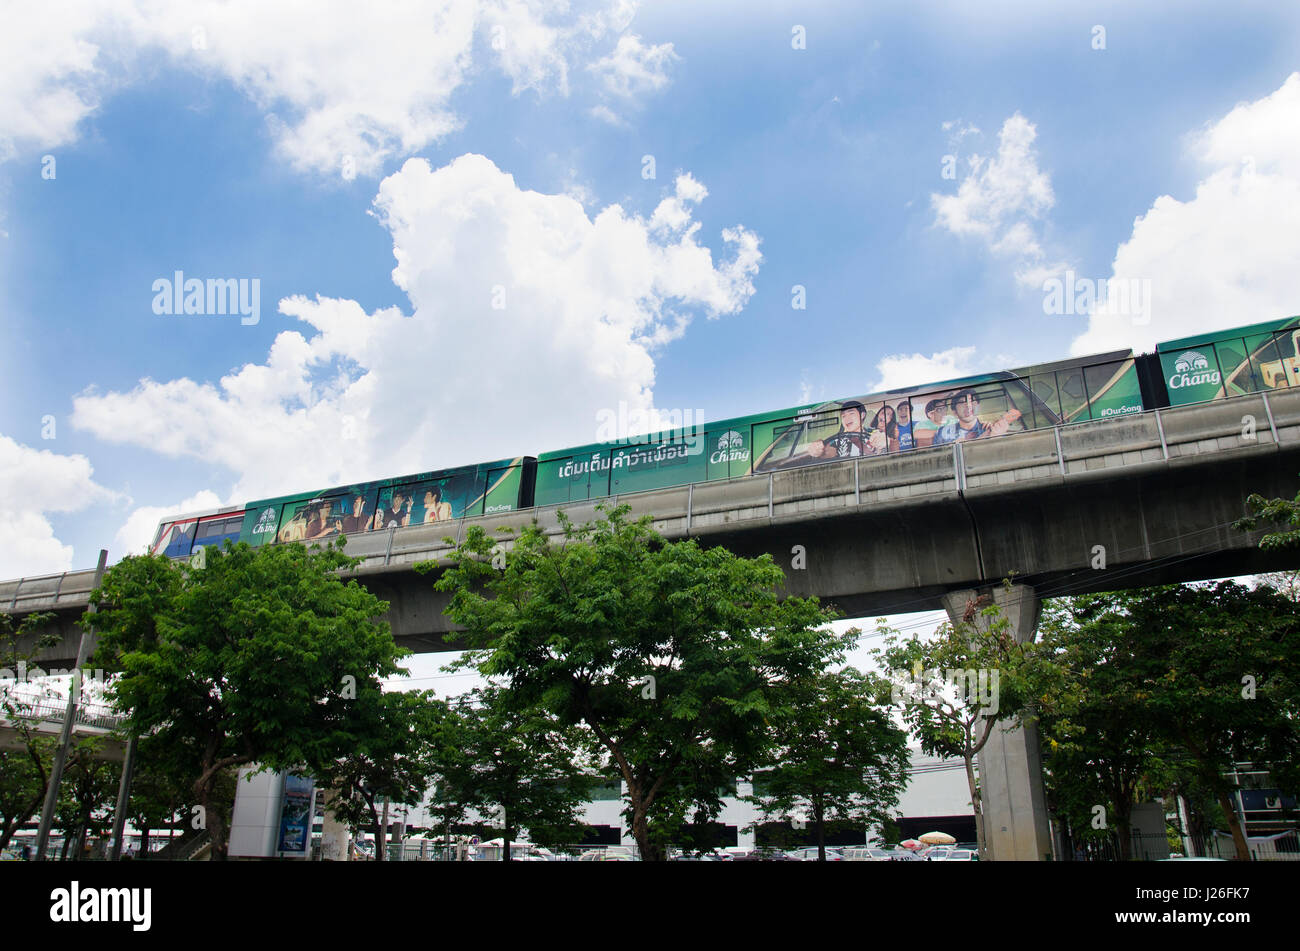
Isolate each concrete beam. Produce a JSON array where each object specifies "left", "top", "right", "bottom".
[{"left": 7, "top": 392, "right": 1300, "bottom": 666}]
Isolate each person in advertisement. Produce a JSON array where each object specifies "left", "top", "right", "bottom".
[
  {"left": 339, "top": 494, "right": 370, "bottom": 534},
  {"left": 871, "top": 405, "right": 900, "bottom": 453},
  {"left": 422, "top": 486, "right": 453, "bottom": 524},
  {"left": 895, "top": 400, "right": 916, "bottom": 451},
  {"left": 808, "top": 400, "right": 888, "bottom": 459},
  {"left": 931, "top": 389, "right": 1022, "bottom": 445},
  {"left": 374, "top": 490, "right": 413, "bottom": 530}
]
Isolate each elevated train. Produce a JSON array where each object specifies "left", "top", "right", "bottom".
[{"left": 152, "top": 315, "right": 1300, "bottom": 559}]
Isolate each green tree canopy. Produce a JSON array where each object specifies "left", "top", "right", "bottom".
[
  {"left": 874, "top": 598, "right": 1044, "bottom": 859},
  {"left": 435, "top": 686, "right": 595, "bottom": 860},
  {"left": 750, "top": 665, "right": 910, "bottom": 861},
  {"left": 311, "top": 687, "right": 445, "bottom": 861},
  {"left": 89, "top": 541, "right": 407, "bottom": 858},
  {"left": 1036, "top": 583, "right": 1300, "bottom": 860},
  {"left": 426, "top": 504, "right": 848, "bottom": 861}
]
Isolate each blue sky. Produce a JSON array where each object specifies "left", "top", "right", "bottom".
[{"left": 2, "top": 0, "right": 1299, "bottom": 586}]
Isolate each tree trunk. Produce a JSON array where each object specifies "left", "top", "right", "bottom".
[
  {"left": 377, "top": 798, "right": 389, "bottom": 862},
  {"left": 815, "top": 800, "right": 826, "bottom": 862},
  {"left": 204, "top": 790, "right": 228, "bottom": 861},
  {"left": 964, "top": 755, "right": 986, "bottom": 860},
  {"left": 630, "top": 794, "right": 663, "bottom": 862},
  {"left": 1216, "top": 790, "right": 1251, "bottom": 861},
  {"left": 502, "top": 804, "right": 512, "bottom": 862},
  {"left": 140, "top": 825, "right": 150, "bottom": 859}
]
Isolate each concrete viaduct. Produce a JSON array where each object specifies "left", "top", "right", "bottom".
[{"left": 6, "top": 389, "right": 1300, "bottom": 859}]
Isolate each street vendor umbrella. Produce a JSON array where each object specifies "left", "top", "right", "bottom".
[
  {"left": 899, "top": 839, "right": 922, "bottom": 850},
  {"left": 919, "top": 831, "right": 956, "bottom": 845}
]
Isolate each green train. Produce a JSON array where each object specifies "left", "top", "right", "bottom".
[{"left": 151, "top": 315, "right": 1300, "bottom": 559}]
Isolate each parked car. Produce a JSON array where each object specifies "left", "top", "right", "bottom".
[
  {"left": 578, "top": 846, "right": 637, "bottom": 861},
  {"left": 920, "top": 846, "right": 955, "bottom": 860},
  {"left": 729, "top": 847, "right": 796, "bottom": 861},
  {"left": 931, "top": 849, "right": 978, "bottom": 861},
  {"left": 785, "top": 846, "right": 843, "bottom": 862},
  {"left": 841, "top": 847, "right": 893, "bottom": 862}
]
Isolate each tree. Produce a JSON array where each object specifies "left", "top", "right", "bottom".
[
  {"left": 311, "top": 688, "right": 444, "bottom": 861},
  {"left": 89, "top": 541, "right": 408, "bottom": 859},
  {"left": 1236, "top": 483, "right": 1300, "bottom": 551},
  {"left": 0, "top": 611, "right": 58, "bottom": 854},
  {"left": 874, "top": 599, "right": 1042, "bottom": 860},
  {"left": 1034, "top": 596, "right": 1176, "bottom": 860},
  {"left": 1041, "top": 583, "right": 1300, "bottom": 861},
  {"left": 121, "top": 739, "right": 191, "bottom": 859},
  {"left": 427, "top": 504, "right": 847, "bottom": 862},
  {"left": 749, "top": 666, "right": 910, "bottom": 861},
  {"left": 54, "top": 737, "right": 118, "bottom": 861},
  {"left": 436, "top": 687, "right": 595, "bottom": 860}
]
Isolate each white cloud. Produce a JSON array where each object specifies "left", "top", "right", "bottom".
[
  {"left": 589, "top": 104, "right": 627, "bottom": 127},
  {"left": 1195, "top": 73, "right": 1300, "bottom": 180},
  {"left": 589, "top": 33, "right": 677, "bottom": 99},
  {"left": 1070, "top": 73, "right": 1300, "bottom": 356},
  {"left": 585, "top": 32, "right": 677, "bottom": 126},
  {"left": 71, "top": 154, "right": 761, "bottom": 502},
  {"left": 931, "top": 113, "right": 1057, "bottom": 285},
  {"left": 871, "top": 346, "right": 980, "bottom": 392},
  {"left": 114, "top": 489, "right": 223, "bottom": 558},
  {"left": 0, "top": 433, "right": 117, "bottom": 577},
  {"left": 0, "top": 0, "right": 645, "bottom": 176}
]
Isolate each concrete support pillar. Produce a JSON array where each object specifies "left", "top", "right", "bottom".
[
  {"left": 319, "top": 788, "right": 351, "bottom": 862},
  {"left": 941, "top": 584, "right": 1053, "bottom": 861}
]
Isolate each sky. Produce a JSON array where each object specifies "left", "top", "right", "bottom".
[{"left": 2, "top": 0, "right": 1299, "bottom": 647}]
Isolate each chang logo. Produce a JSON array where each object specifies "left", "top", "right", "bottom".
[
  {"left": 710, "top": 430, "right": 749, "bottom": 465},
  {"left": 253, "top": 507, "right": 277, "bottom": 534},
  {"left": 1168, "top": 350, "right": 1221, "bottom": 390}
]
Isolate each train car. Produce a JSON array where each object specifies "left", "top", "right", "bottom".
[
  {"left": 237, "top": 456, "right": 533, "bottom": 549},
  {"left": 1157, "top": 315, "right": 1300, "bottom": 406},
  {"left": 152, "top": 506, "right": 247, "bottom": 559},
  {"left": 534, "top": 349, "right": 1142, "bottom": 506},
  {"left": 151, "top": 316, "right": 1299, "bottom": 553}
]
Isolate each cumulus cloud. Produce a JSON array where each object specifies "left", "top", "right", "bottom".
[
  {"left": 0, "top": 0, "right": 645, "bottom": 175},
  {"left": 0, "top": 434, "right": 118, "bottom": 577},
  {"left": 931, "top": 113, "right": 1060, "bottom": 285},
  {"left": 1070, "top": 73, "right": 1300, "bottom": 356},
  {"left": 589, "top": 33, "right": 677, "bottom": 98},
  {"left": 871, "top": 346, "right": 981, "bottom": 392},
  {"left": 586, "top": 33, "right": 678, "bottom": 126},
  {"left": 114, "top": 489, "right": 223, "bottom": 558},
  {"left": 72, "top": 154, "right": 761, "bottom": 503}
]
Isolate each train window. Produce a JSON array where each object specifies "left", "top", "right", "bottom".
[
  {"left": 1209, "top": 340, "right": 1244, "bottom": 397},
  {"left": 153, "top": 519, "right": 198, "bottom": 557},
  {"left": 1249, "top": 334, "right": 1292, "bottom": 392},
  {"left": 1083, "top": 362, "right": 1126, "bottom": 419},
  {"left": 191, "top": 514, "right": 244, "bottom": 552},
  {"left": 971, "top": 386, "right": 1028, "bottom": 435},
  {"left": 766, "top": 420, "right": 805, "bottom": 462},
  {"left": 1242, "top": 334, "right": 1279, "bottom": 392},
  {"left": 1057, "top": 369, "right": 1089, "bottom": 423},
  {"left": 1027, "top": 374, "right": 1062, "bottom": 428}
]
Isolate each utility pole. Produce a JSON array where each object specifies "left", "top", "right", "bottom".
[{"left": 35, "top": 549, "right": 107, "bottom": 861}]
